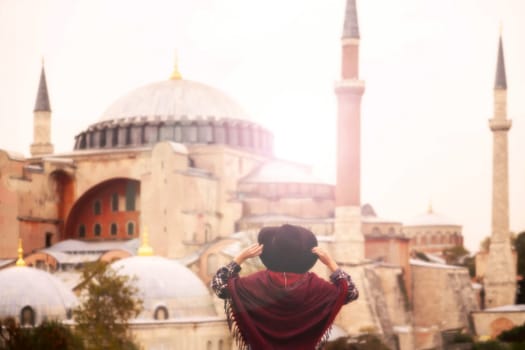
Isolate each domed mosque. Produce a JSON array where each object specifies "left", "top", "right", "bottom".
[{"left": 0, "top": 1, "right": 481, "bottom": 348}]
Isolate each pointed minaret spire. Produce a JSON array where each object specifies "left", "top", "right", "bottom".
[
  {"left": 30, "top": 58, "right": 54, "bottom": 157},
  {"left": 494, "top": 34, "right": 507, "bottom": 90},
  {"left": 484, "top": 29, "right": 515, "bottom": 307},
  {"left": 342, "top": 0, "right": 360, "bottom": 39},
  {"left": 334, "top": 0, "right": 365, "bottom": 263},
  {"left": 34, "top": 58, "right": 51, "bottom": 112}
]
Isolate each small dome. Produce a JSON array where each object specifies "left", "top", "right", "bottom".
[
  {"left": 111, "top": 256, "right": 216, "bottom": 320},
  {"left": 0, "top": 267, "right": 77, "bottom": 324},
  {"left": 99, "top": 79, "right": 250, "bottom": 124},
  {"left": 404, "top": 210, "right": 460, "bottom": 227}
]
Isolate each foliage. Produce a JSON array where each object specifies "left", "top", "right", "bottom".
[
  {"left": 443, "top": 246, "right": 470, "bottom": 265},
  {"left": 0, "top": 318, "right": 83, "bottom": 350},
  {"left": 73, "top": 261, "right": 143, "bottom": 350},
  {"left": 480, "top": 237, "right": 491, "bottom": 252},
  {"left": 480, "top": 234, "right": 517, "bottom": 253},
  {"left": 453, "top": 332, "right": 475, "bottom": 344},
  {"left": 324, "top": 334, "right": 391, "bottom": 350},
  {"left": 515, "top": 232, "right": 525, "bottom": 277},
  {"left": 498, "top": 323, "right": 525, "bottom": 343},
  {"left": 472, "top": 340, "right": 509, "bottom": 350}
]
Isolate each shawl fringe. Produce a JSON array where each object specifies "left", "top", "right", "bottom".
[{"left": 225, "top": 299, "right": 250, "bottom": 350}]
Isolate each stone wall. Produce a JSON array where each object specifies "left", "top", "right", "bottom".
[
  {"left": 472, "top": 308, "right": 525, "bottom": 338},
  {"left": 412, "top": 261, "right": 478, "bottom": 349},
  {"left": 130, "top": 318, "right": 231, "bottom": 350}
]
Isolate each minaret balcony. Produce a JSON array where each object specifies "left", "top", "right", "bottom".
[
  {"left": 489, "top": 119, "right": 512, "bottom": 131},
  {"left": 334, "top": 80, "right": 365, "bottom": 94}
]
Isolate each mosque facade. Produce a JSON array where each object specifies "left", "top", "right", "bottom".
[{"left": 3, "top": 0, "right": 517, "bottom": 349}]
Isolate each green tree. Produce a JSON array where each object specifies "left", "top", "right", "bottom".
[
  {"left": 325, "top": 334, "right": 392, "bottom": 350},
  {"left": 73, "top": 262, "right": 143, "bottom": 350},
  {"left": 443, "top": 245, "right": 470, "bottom": 265},
  {"left": 0, "top": 318, "right": 83, "bottom": 350}
]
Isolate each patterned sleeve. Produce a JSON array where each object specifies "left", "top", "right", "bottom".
[
  {"left": 211, "top": 261, "right": 242, "bottom": 299},
  {"left": 329, "top": 268, "right": 359, "bottom": 304}
]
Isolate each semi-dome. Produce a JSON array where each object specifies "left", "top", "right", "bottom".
[
  {"left": 111, "top": 256, "right": 216, "bottom": 320},
  {"left": 0, "top": 267, "right": 77, "bottom": 325},
  {"left": 74, "top": 78, "right": 273, "bottom": 155}
]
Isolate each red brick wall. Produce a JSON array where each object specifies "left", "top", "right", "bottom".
[{"left": 65, "top": 179, "right": 140, "bottom": 240}]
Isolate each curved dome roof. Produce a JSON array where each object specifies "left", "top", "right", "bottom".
[
  {"left": 99, "top": 79, "right": 250, "bottom": 124},
  {"left": 0, "top": 267, "right": 77, "bottom": 324},
  {"left": 111, "top": 256, "right": 216, "bottom": 320},
  {"left": 404, "top": 210, "right": 460, "bottom": 227}
]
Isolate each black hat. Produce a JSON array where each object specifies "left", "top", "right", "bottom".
[{"left": 257, "top": 224, "right": 318, "bottom": 273}]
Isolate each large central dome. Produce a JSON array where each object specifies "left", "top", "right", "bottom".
[
  {"left": 99, "top": 79, "right": 250, "bottom": 123},
  {"left": 74, "top": 77, "right": 273, "bottom": 155}
]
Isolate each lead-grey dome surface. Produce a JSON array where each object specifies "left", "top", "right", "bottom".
[
  {"left": 99, "top": 79, "right": 251, "bottom": 124},
  {"left": 111, "top": 256, "right": 216, "bottom": 320},
  {"left": 0, "top": 267, "right": 77, "bottom": 324}
]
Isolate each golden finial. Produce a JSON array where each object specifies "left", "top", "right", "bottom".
[
  {"left": 170, "top": 50, "right": 182, "bottom": 80},
  {"left": 16, "top": 238, "right": 26, "bottom": 267},
  {"left": 138, "top": 226, "right": 154, "bottom": 256},
  {"left": 41, "top": 56, "right": 45, "bottom": 66},
  {"left": 427, "top": 201, "right": 433, "bottom": 214}
]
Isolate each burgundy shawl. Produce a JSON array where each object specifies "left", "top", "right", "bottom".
[{"left": 226, "top": 270, "right": 348, "bottom": 350}]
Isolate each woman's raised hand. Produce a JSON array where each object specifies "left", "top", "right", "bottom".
[
  {"left": 312, "top": 247, "right": 339, "bottom": 273},
  {"left": 234, "top": 243, "right": 264, "bottom": 265}
]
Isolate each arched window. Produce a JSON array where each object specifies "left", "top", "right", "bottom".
[
  {"left": 174, "top": 124, "right": 182, "bottom": 141},
  {"left": 388, "top": 227, "right": 395, "bottom": 235},
  {"left": 20, "top": 306, "right": 35, "bottom": 326},
  {"left": 93, "top": 200, "right": 102, "bottom": 215},
  {"left": 160, "top": 124, "right": 174, "bottom": 141},
  {"left": 110, "top": 223, "right": 118, "bottom": 236},
  {"left": 111, "top": 193, "right": 119, "bottom": 212},
  {"left": 214, "top": 123, "right": 225, "bottom": 143},
  {"left": 207, "top": 341, "right": 213, "bottom": 350},
  {"left": 94, "top": 223, "right": 102, "bottom": 236},
  {"left": 125, "top": 182, "right": 136, "bottom": 211},
  {"left": 218, "top": 340, "right": 224, "bottom": 350},
  {"left": 79, "top": 224, "right": 86, "bottom": 238},
  {"left": 154, "top": 306, "right": 169, "bottom": 320},
  {"left": 127, "top": 222, "right": 135, "bottom": 235},
  {"left": 372, "top": 227, "right": 381, "bottom": 235},
  {"left": 188, "top": 123, "right": 198, "bottom": 142}
]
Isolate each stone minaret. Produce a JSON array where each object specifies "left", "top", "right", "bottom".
[
  {"left": 484, "top": 33, "right": 516, "bottom": 308},
  {"left": 30, "top": 61, "right": 54, "bottom": 157},
  {"left": 333, "top": 0, "right": 365, "bottom": 263}
]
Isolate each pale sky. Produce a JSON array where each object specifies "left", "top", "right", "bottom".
[{"left": 1, "top": 0, "right": 524, "bottom": 253}]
